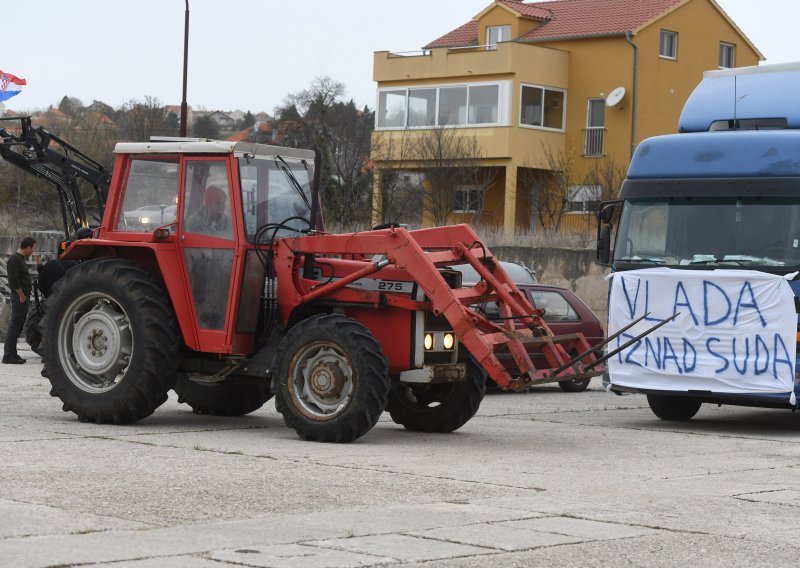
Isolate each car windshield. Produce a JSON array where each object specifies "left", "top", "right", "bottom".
[
  {"left": 238, "top": 156, "right": 313, "bottom": 242},
  {"left": 615, "top": 196, "right": 800, "bottom": 268}
]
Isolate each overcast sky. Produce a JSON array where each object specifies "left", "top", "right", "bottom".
[{"left": 3, "top": 0, "right": 799, "bottom": 115}]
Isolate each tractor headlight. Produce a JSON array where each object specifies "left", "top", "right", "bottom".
[
  {"left": 423, "top": 331, "right": 456, "bottom": 352},
  {"left": 442, "top": 333, "right": 455, "bottom": 351}
]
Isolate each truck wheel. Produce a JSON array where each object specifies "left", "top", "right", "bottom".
[
  {"left": 24, "top": 305, "right": 44, "bottom": 356},
  {"left": 647, "top": 395, "right": 702, "bottom": 421},
  {"left": 386, "top": 360, "right": 486, "bottom": 433},
  {"left": 40, "top": 259, "right": 180, "bottom": 424},
  {"left": 273, "top": 314, "right": 390, "bottom": 443},
  {"left": 174, "top": 374, "right": 273, "bottom": 416},
  {"left": 558, "top": 378, "right": 591, "bottom": 393}
]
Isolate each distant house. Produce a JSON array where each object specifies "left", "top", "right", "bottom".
[
  {"left": 165, "top": 104, "right": 194, "bottom": 126},
  {"left": 372, "top": 0, "right": 763, "bottom": 232},
  {"left": 207, "top": 111, "right": 235, "bottom": 131}
]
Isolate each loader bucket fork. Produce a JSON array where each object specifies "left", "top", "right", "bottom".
[{"left": 275, "top": 224, "right": 666, "bottom": 392}]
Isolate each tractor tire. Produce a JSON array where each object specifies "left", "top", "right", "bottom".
[
  {"left": 174, "top": 374, "right": 273, "bottom": 416},
  {"left": 558, "top": 377, "right": 591, "bottom": 393},
  {"left": 24, "top": 304, "right": 44, "bottom": 356},
  {"left": 40, "top": 259, "right": 180, "bottom": 424},
  {"left": 386, "top": 359, "right": 486, "bottom": 433},
  {"left": 647, "top": 394, "right": 702, "bottom": 421},
  {"left": 273, "top": 314, "right": 390, "bottom": 443}
]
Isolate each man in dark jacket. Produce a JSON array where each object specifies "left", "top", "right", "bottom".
[{"left": 4, "top": 237, "right": 36, "bottom": 364}]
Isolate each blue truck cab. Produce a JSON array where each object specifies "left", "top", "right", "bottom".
[{"left": 597, "top": 62, "right": 800, "bottom": 419}]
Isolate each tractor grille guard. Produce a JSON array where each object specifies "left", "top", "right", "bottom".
[{"left": 275, "top": 224, "right": 669, "bottom": 392}]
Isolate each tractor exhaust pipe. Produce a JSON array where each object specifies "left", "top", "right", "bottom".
[{"left": 303, "top": 148, "right": 323, "bottom": 279}]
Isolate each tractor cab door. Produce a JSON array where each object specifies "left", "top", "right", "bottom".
[{"left": 178, "top": 157, "right": 240, "bottom": 353}]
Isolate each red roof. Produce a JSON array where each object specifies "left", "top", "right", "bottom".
[
  {"left": 522, "top": 0, "right": 684, "bottom": 41},
  {"left": 426, "top": 20, "right": 479, "bottom": 49},
  {"left": 425, "top": 0, "right": 685, "bottom": 48},
  {"left": 499, "top": 0, "right": 552, "bottom": 19}
]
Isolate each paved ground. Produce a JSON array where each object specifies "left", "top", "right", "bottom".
[{"left": 2, "top": 348, "right": 800, "bottom": 567}]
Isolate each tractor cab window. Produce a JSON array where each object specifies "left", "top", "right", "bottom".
[
  {"left": 116, "top": 157, "right": 179, "bottom": 232},
  {"left": 238, "top": 156, "right": 313, "bottom": 243},
  {"left": 182, "top": 161, "right": 233, "bottom": 240}
]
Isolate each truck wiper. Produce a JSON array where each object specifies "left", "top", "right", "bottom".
[
  {"left": 618, "top": 257, "right": 664, "bottom": 265},
  {"left": 689, "top": 258, "right": 747, "bottom": 266}
]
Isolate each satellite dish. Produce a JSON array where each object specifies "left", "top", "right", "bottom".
[{"left": 606, "top": 87, "right": 626, "bottom": 108}]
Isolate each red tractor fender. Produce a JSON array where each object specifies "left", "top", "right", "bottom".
[{"left": 61, "top": 239, "right": 200, "bottom": 350}]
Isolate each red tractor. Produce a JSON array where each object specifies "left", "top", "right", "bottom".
[{"left": 5, "top": 127, "right": 623, "bottom": 442}]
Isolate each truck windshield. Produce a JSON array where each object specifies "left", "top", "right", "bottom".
[
  {"left": 238, "top": 157, "right": 313, "bottom": 242},
  {"left": 615, "top": 196, "right": 800, "bottom": 268}
]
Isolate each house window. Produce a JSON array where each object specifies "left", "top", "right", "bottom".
[
  {"left": 377, "top": 90, "right": 407, "bottom": 128},
  {"left": 520, "top": 84, "right": 566, "bottom": 130},
  {"left": 468, "top": 84, "right": 499, "bottom": 124},
  {"left": 584, "top": 99, "right": 605, "bottom": 157},
  {"left": 719, "top": 42, "right": 736, "bottom": 68},
  {"left": 566, "top": 185, "right": 601, "bottom": 212},
  {"left": 377, "top": 82, "right": 509, "bottom": 129},
  {"left": 453, "top": 186, "right": 484, "bottom": 214},
  {"left": 659, "top": 30, "right": 678, "bottom": 59},
  {"left": 438, "top": 86, "right": 468, "bottom": 126},
  {"left": 486, "top": 25, "right": 511, "bottom": 50},
  {"left": 408, "top": 89, "right": 437, "bottom": 127}
]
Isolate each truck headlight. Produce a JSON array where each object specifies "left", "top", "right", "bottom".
[{"left": 424, "top": 333, "right": 434, "bottom": 350}]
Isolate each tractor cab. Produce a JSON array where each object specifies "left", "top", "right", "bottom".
[{"left": 67, "top": 139, "right": 316, "bottom": 356}]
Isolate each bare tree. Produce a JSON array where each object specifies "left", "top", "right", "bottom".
[
  {"left": 275, "top": 77, "right": 375, "bottom": 228},
  {"left": 370, "top": 129, "right": 423, "bottom": 226},
  {"left": 412, "top": 127, "right": 495, "bottom": 227},
  {"left": 518, "top": 143, "right": 577, "bottom": 234},
  {"left": 118, "top": 96, "right": 168, "bottom": 142},
  {"left": 584, "top": 154, "right": 626, "bottom": 202}
]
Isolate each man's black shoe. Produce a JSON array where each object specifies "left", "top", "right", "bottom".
[{"left": 2, "top": 355, "right": 25, "bottom": 364}]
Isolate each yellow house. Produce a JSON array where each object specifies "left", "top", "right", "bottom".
[{"left": 371, "top": 0, "right": 762, "bottom": 233}]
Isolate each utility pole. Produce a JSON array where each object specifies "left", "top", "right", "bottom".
[{"left": 179, "top": 0, "right": 190, "bottom": 137}]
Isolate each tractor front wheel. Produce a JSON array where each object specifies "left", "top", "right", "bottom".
[
  {"left": 273, "top": 314, "right": 390, "bottom": 443},
  {"left": 40, "top": 259, "right": 180, "bottom": 424},
  {"left": 386, "top": 359, "right": 486, "bottom": 433},
  {"left": 174, "top": 375, "right": 273, "bottom": 416}
]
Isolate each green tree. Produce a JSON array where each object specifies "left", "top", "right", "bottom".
[{"left": 192, "top": 115, "right": 220, "bottom": 139}]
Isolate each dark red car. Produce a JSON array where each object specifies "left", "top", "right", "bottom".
[{"left": 453, "top": 263, "right": 605, "bottom": 392}]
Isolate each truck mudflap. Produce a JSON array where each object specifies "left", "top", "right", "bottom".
[{"left": 274, "top": 224, "right": 671, "bottom": 392}]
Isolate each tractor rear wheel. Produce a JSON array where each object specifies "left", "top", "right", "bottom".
[
  {"left": 386, "top": 359, "right": 486, "bottom": 433},
  {"left": 40, "top": 259, "right": 180, "bottom": 424},
  {"left": 174, "top": 374, "right": 273, "bottom": 416},
  {"left": 273, "top": 314, "right": 390, "bottom": 443},
  {"left": 24, "top": 304, "right": 44, "bottom": 356}
]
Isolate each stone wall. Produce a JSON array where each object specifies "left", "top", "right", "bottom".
[{"left": 492, "top": 246, "right": 610, "bottom": 323}]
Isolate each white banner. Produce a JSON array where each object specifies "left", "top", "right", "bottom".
[{"left": 608, "top": 268, "right": 797, "bottom": 397}]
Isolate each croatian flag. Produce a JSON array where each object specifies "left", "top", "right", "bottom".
[{"left": 0, "top": 70, "right": 26, "bottom": 102}]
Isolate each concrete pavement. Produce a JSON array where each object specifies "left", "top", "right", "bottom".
[{"left": 1, "top": 348, "right": 799, "bottom": 567}]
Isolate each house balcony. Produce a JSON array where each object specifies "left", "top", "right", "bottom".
[{"left": 374, "top": 42, "right": 569, "bottom": 88}]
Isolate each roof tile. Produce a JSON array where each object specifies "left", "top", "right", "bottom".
[
  {"left": 521, "top": 0, "right": 684, "bottom": 41},
  {"left": 425, "top": 0, "right": 685, "bottom": 48}
]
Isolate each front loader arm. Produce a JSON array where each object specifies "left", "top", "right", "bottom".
[
  {"left": 0, "top": 116, "right": 110, "bottom": 236},
  {"left": 273, "top": 225, "right": 606, "bottom": 391}
]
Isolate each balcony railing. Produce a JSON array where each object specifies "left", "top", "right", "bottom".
[{"left": 583, "top": 127, "right": 606, "bottom": 157}]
